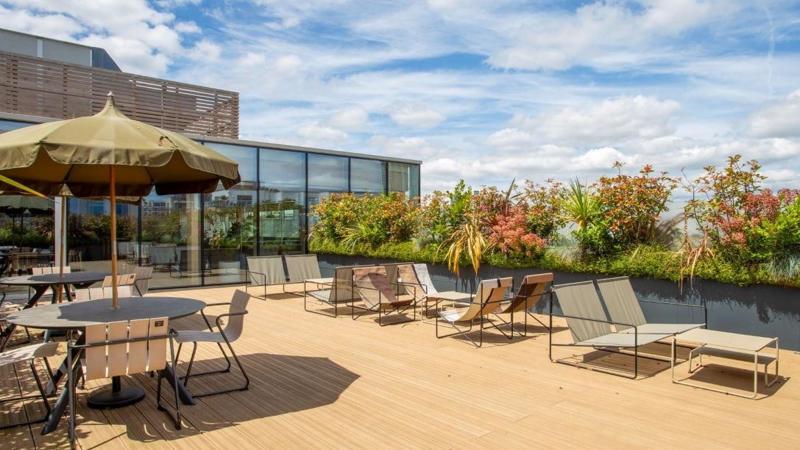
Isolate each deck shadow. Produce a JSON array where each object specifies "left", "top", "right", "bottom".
[
  {"left": 101, "top": 352, "right": 360, "bottom": 442},
  {"left": 674, "top": 362, "right": 789, "bottom": 398}
]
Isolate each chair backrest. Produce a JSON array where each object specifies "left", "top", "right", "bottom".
[
  {"left": 552, "top": 281, "right": 612, "bottom": 343},
  {"left": 412, "top": 264, "right": 437, "bottom": 295},
  {"left": 380, "top": 262, "right": 412, "bottom": 286},
  {"left": 102, "top": 273, "right": 137, "bottom": 287},
  {"left": 596, "top": 276, "right": 646, "bottom": 329},
  {"left": 330, "top": 266, "right": 359, "bottom": 304},
  {"left": 246, "top": 256, "right": 286, "bottom": 286},
  {"left": 83, "top": 317, "right": 169, "bottom": 381},
  {"left": 74, "top": 285, "right": 136, "bottom": 301},
  {"left": 131, "top": 265, "right": 154, "bottom": 296},
  {"left": 396, "top": 263, "right": 425, "bottom": 301},
  {"left": 221, "top": 290, "right": 250, "bottom": 342},
  {"left": 32, "top": 266, "right": 71, "bottom": 275},
  {"left": 352, "top": 266, "right": 397, "bottom": 307},
  {"left": 284, "top": 254, "right": 322, "bottom": 282},
  {"left": 453, "top": 277, "right": 513, "bottom": 321},
  {"left": 503, "top": 273, "right": 554, "bottom": 314}
]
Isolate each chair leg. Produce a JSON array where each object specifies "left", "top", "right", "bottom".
[{"left": 185, "top": 338, "right": 250, "bottom": 398}]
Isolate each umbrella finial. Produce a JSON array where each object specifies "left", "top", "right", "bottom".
[{"left": 99, "top": 91, "right": 124, "bottom": 117}]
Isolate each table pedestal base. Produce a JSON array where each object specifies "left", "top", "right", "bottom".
[{"left": 87, "top": 377, "right": 145, "bottom": 409}]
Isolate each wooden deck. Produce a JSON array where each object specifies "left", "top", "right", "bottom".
[{"left": 2, "top": 284, "right": 799, "bottom": 449}]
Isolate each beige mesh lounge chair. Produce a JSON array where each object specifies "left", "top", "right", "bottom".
[
  {"left": 68, "top": 317, "right": 180, "bottom": 446},
  {"left": 174, "top": 290, "right": 250, "bottom": 397},
  {"left": 245, "top": 255, "right": 287, "bottom": 298},
  {"left": 0, "top": 342, "right": 57, "bottom": 429},
  {"left": 349, "top": 266, "right": 416, "bottom": 326},
  {"left": 128, "top": 265, "right": 154, "bottom": 296},
  {"left": 284, "top": 254, "right": 329, "bottom": 294},
  {"left": 596, "top": 277, "right": 706, "bottom": 336},
  {"left": 494, "top": 273, "right": 554, "bottom": 337},
  {"left": 304, "top": 265, "right": 363, "bottom": 317},
  {"left": 436, "top": 277, "right": 513, "bottom": 347},
  {"left": 550, "top": 280, "right": 672, "bottom": 379},
  {"left": 395, "top": 263, "right": 427, "bottom": 305}
]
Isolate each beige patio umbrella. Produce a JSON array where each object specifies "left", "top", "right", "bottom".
[{"left": 0, "top": 93, "right": 240, "bottom": 307}]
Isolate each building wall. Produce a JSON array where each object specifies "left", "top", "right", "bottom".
[{"left": 0, "top": 118, "right": 421, "bottom": 289}]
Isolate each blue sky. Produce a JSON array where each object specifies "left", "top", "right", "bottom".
[{"left": 2, "top": 0, "right": 800, "bottom": 194}]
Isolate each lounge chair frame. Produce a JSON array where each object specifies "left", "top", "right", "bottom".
[
  {"left": 435, "top": 278, "right": 513, "bottom": 348},
  {"left": 244, "top": 255, "right": 287, "bottom": 299},
  {"left": 348, "top": 266, "right": 417, "bottom": 326},
  {"left": 493, "top": 273, "right": 554, "bottom": 337},
  {"left": 303, "top": 265, "right": 364, "bottom": 318},
  {"left": 548, "top": 281, "right": 672, "bottom": 379}
]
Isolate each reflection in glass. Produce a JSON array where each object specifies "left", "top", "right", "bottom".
[
  {"left": 260, "top": 148, "right": 306, "bottom": 254},
  {"left": 350, "top": 158, "right": 386, "bottom": 195},
  {"left": 67, "top": 198, "right": 137, "bottom": 271},
  {"left": 203, "top": 143, "right": 257, "bottom": 284},
  {"left": 140, "top": 193, "right": 202, "bottom": 288},
  {"left": 388, "top": 162, "right": 420, "bottom": 199},
  {"left": 308, "top": 154, "right": 348, "bottom": 229}
]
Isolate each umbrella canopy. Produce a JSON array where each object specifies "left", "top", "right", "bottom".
[
  {"left": 0, "top": 195, "right": 53, "bottom": 214},
  {"left": 0, "top": 94, "right": 240, "bottom": 197},
  {"left": 0, "top": 93, "right": 241, "bottom": 307}
]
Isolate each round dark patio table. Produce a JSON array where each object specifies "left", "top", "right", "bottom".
[
  {"left": 7, "top": 296, "right": 206, "bottom": 434},
  {"left": 0, "top": 271, "right": 108, "bottom": 351}
]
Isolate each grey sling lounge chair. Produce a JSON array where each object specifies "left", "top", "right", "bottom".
[
  {"left": 245, "top": 255, "right": 287, "bottom": 299},
  {"left": 304, "top": 265, "right": 361, "bottom": 317},
  {"left": 436, "top": 277, "right": 513, "bottom": 347},
  {"left": 284, "top": 254, "right": 328, "bottom": 295},
  {"left": 596, "top": 277, "right": 706, "bottom": 336},
  {"left": 349, "top": 266, "right": 416, "bottom": 326},
  {"left": 550, "top": 280, "right": 671, "bottom": 379},
  {"left": 495, "top": 273, "right": 554, "bottom": 337}
]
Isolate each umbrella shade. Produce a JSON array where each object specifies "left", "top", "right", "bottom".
[
  {"left": 0, "top": 195, "right": 53, "bottom": 213},
  {"left": 0, "top": 94, "right": 240, "bottom": 196}
]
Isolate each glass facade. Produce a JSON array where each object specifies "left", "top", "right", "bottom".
[{"left": 0, "top": 119, "right": 421, "bottom": 289}]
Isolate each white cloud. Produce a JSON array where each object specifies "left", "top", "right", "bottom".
[
  {"left": 388, "top": 103, "right": 446, "bottom": 128},
  {"left": 328, "top": 107, "right": 369, "bottom": 132},
  {"left": 187, "top": 39, "right": 222, "bottom": 62},
  {"left": 298, "top": 123, "right": 349, "bottom": 144},
  {"left": 749, "top": 90, "right": 800, "bottom": 138}
]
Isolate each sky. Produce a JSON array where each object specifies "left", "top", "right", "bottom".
[{"left": 2, "top": 0, "right": 800, "bottom": 196}]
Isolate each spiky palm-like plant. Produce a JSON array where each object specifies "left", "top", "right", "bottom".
[{"left": 441, "top": 212, "right": 487, "bottom": 276}]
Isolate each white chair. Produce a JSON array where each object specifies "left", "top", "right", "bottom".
[
  {"left": 0, "top": 342, "right": 58, "bottom": 429},
  {"left": 73, "top": 285, "right": 136, "bottom": 301},
  {"left": 68, "top": 317, "right": 180, "bottom": 446},
  {"left": 174, "top": 290, "right": 250, "bottom": 397}
]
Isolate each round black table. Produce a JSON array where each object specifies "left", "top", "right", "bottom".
[
  {"left": 7, "top": 296, "right": 206, "bottom": 434},
  {"left": 0, "top": 272, "right": 109, "bottom": 350}
]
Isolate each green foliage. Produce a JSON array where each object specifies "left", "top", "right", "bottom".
[{"left": 307, "top": 155, "right": 800, "bottom": 289}]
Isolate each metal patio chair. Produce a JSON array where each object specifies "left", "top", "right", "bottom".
[
  {"left": 494, "top": 273, "right": 554, "bottom": 337},
  {"left": 304, "top": 265, "right": 363, "bottom": 317},
  {"left": 174, "top": 289, "right": 251, "bottom": 397},
  {"left": 0, "top": 342, "right": 57, "bottom": 430},
  {"left": 68, "top": 317, "right": 180, "bottom": 447},
  {"left": 245, "top": 255, "right": 287, "bottom": 298},
  {"left": 435, "top": 277, "right": 513, "bottom": 347},
  {"left": 349, "top": 266, "right": 416, "bottom": 326},
  {"left": 549, "top": 280, "right": 671, "bottom": 379}
]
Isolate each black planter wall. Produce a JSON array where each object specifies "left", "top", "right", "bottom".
[{"left": 317, "top": 253, "right": 800, "bottom": 351}]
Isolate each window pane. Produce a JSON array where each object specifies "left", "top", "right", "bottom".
[
  {"left": 308, "top": 154, "right": 349, "bottom": 227},
  {"left": 350, "top": 158, "right": 385, "bottom": 195},
  {"left": 260, "top": 148, "right": 306, "bottom": 254},
  {"left": 68, "top": 198, "right": 138, "bottom": 275},
  {"left": 388, "top": 162, "right": 420, "bottom": 199},
  {"left": 203, "top": 143, "right": 257, "bottom": 284},
  {"left": 141, "top": 193, "right": 202, "bottom": 288}
]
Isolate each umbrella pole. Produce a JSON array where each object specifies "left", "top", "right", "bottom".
[{"left": 110, "top": 166, "right": 118, "bottom": 308}]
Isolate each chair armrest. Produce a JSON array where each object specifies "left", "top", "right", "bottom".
[
  {"left": 215, "top": 311, "right": 248, "bottom": 334},
  {"left": 245, "top": 270, "right": 267, "bottom": 284},
  {"left": 306, "top": 279, "right": 333, "bottom": 288},
  {"left": 202, "top": 302, "right": 232, "bottom": 308},
  {"left": 639, "top": 299, "right": 705, "bottom": 309}
]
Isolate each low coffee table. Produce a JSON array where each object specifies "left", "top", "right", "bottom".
[
  {"left": 425, "top": 291, "right": 472, "bottom": 317},
  {"left": 671, "top": 328, "right": 779, "bottom": 399}
]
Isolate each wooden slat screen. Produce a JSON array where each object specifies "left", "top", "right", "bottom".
[{"left": 0, "top": 51, "right": 239, "bottom": 138}]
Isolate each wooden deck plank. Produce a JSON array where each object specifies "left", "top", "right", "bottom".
[{"left": 1, "top": 284, "right": 799, "bottom": 449}]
